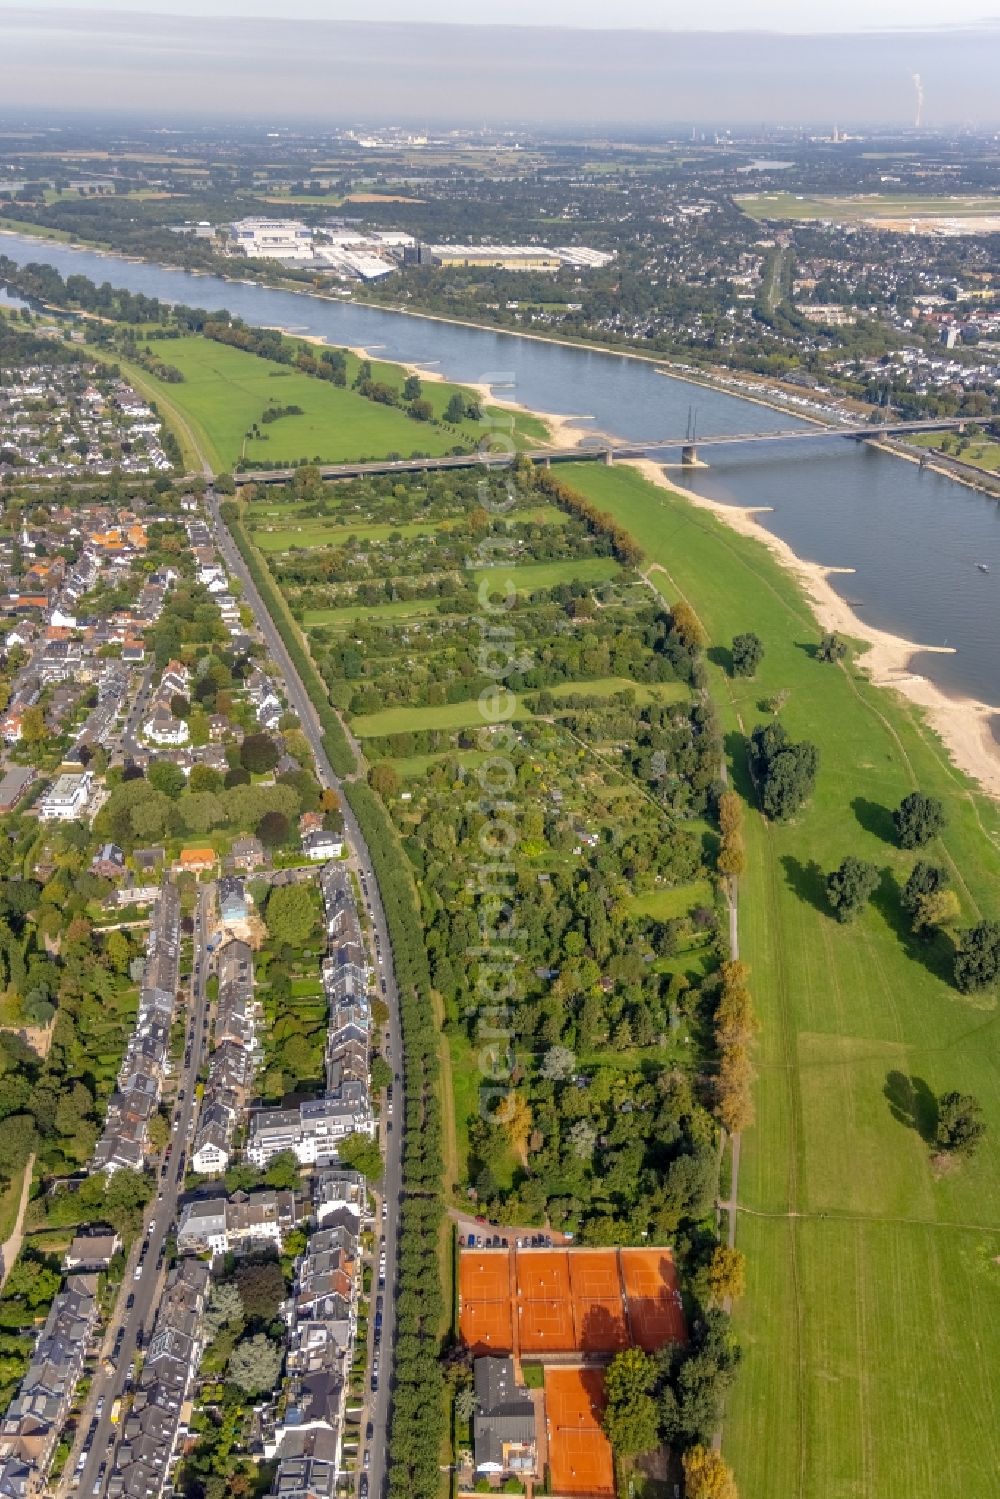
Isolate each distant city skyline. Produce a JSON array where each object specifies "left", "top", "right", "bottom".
[
  {"left": 0, "top": 0, "right": 998, "bottom": 31},
  {"left": 1, "top": 8, "right": 999, "bottom": 124}
]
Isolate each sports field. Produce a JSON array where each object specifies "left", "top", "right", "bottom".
[
  {"left": 459, "top": 1245, "right": 684, "bottom": 1358},
  {"left": 564, "top": 462, "right": 1000, "bottom": 1499},
  {"left": 737, "top": 192, "right": 1000, "bottom": 231},
  {"left": 544, "top": 1367, "right": 615, "bottom": 1498},
  {"left": 116, "top": 333, "right": 548, "bottom": 471}
]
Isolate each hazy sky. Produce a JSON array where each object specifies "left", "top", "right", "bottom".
[
  {"left": 0, "top": 0, "right": 996, "bottom": 29},
  {"left": 1, "top": 7, "right": 998, "bottom": 125}
]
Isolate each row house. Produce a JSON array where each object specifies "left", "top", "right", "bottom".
[
  {"left": 190, "top": 936, "right": 260, "bottom": 1176},
  {"left": 0, "top": 1273, "right": 100, "bottom": 1498},
  {"left": 93, "top": 882, "right": 180, "bottom": 1174},
  {"left": 106, "top": 1260, "right": 209, "bottom": 1499},
  {"left": 176, "top": 1188, "right": 301, "bottom": 1257}
]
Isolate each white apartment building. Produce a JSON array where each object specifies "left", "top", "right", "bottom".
[{"left": 38, "top": 770, "right": 93, "bottom": 822}]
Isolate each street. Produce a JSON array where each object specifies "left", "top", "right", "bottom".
[
  {"left": 68, "top": 882, "right": 215, "bottom": 1499},
  {"left": 206, "top": 490, "right": 404, "bottom": 1499}
]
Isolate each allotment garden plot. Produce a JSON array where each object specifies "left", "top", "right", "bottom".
[{"left": 246, "top": 466, "right": 732, "bottom": 1244}]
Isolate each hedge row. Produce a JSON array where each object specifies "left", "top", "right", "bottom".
[
  {"left": 219, "top": 500, "right": 357, "bottom": 778},
  {"left": 345, "top": 781, "right": 446, "bottom": 1499}
]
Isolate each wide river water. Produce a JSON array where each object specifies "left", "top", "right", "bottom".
[{"left": 3, "top": 232, "right": 999, "bottom": 712}]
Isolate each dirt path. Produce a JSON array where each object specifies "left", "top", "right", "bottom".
[{"left": 0, "top": 1154, "right": 36, "bottom": 1289}]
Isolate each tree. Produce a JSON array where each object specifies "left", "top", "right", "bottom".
[
  {"left": 496, "top": 1091, "right": 531, "bottom": 1157},
  {"left": 203, "top": 1280, "right": 244, "bottom": 1342},
  {"left": 902, "top": 860, "right": 947, "bottom": 913},
  {"left": 370, "top": 1056, "right": 392, "bottom": 1093},
  {"left": 893, "top": 792, "right": 946, "bottom": 850},
  {"left": 402, "top": 374, "right": 422, "bottom": 402},
  {"left": 257, "top": 810, "right": 290, "bottom": 848},
  {"left": 671, "top": 600, "right": 706, "bottom": 650},
  {"left": 147, "top": 760, "right": 186, "bottom": 798},
  {"left": 911, "top": 887, "right": 961, "bottom": 935},
  {"left": 227, "top": 1333, "right": 283, "bottom": 1395},
  {"left": 19, "top": 705, "right": 46, "bottom": 746},
  {"left": 337, "top": 1130, "right": 383, "bottom": 1181},
  {"left": 682, "top": 1445, "right": 738, "bottom": 1499},
  {"left": 445, "top": 392, "right": 467, "bottom": 423},
  {"left": 369, "top": 762, "right": 400, "bottom": 800},
  {"left": 567, "top": 1120, "right": 597, "bottom": 1160},
  {"left": 409, "top": 397, "right": 434, "bottom": 422},
  {"left": 750, "top": 722, "right": 818, "bottom": 822},
  {"left": 954, "top": 920, "right": 1000, "bottom": 993},
  {"left": 233, "top": 1259, "right": 286, "bottom": 1323},
  {"left": 265, "top": 883, "right": 316, "bottom": 947},
  {"left": 240, "top": 732, "right": 280, "bottom": 774},
  {"left": 935, "top": 1091, "right": 986, "bottom": 1157},
  {"left": 705, "top": 1245, "right": 746, "bottom": 1306},
  {"left": 540, "top": 1045, "right": 575, "bottom": 1081},
  {"left": 731, "top": 632, "right": 763, "bottom": 678},
  {"left": 601, "top": 1348, "right": 658, "bottom": 1457},
  {"left": 817, "top": 632, "right": 847, "bottom": 663},
  {"left": 104, "top": 930, "right": 130, "bottom": 974},
  {"left": 826, "top": 857, "right": 880, "bottom": 923},
  {"left": 455, "top": 1387, "right": 477, "bottom": 1422},
  {"left": 715, "top": 1049, "right": 754, "bottom": 1134}
]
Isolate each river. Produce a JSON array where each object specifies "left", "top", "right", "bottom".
[{"left": 2, "top": 231, "right": 998, "bottom": 716}]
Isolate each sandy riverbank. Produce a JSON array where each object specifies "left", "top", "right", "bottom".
[{"left": 628, "top": 457, "right": 1000, "bottom": 799}]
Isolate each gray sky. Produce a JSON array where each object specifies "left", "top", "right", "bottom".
[
  {"left": 0, "top": 0, "right": 996, "bottom": 30},
  {"left": 1, "top": 7, "right": 998, "bottom": 124}
]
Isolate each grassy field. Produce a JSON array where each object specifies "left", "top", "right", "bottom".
[
  {"left": 351, "top": 676, "right": 687, "bottom": 739},
  {"left": 626, "top": 878, "right": 714, "bottom": 921},
  {"left": 564, "top": 462, "right": 1000, "bottom": 1499},
  {"left": 249, "top": 503, "right": 570, "bottom": 551},
  {"left": 117, "top": 334, "right": 549, "bottom": 472},
  {"left": 910, "top": 431, "right": 1000, "bottom": 474},
  {"left": 473, "top": 556, "right": 620, "bottom": 594},
  {"left": 737, "top": 192, "right": 1000, "bottom": 226}
]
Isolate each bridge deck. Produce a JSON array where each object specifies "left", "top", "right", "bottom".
[{"left": 234, "top": 418, "right": 961, "bottom": 485}]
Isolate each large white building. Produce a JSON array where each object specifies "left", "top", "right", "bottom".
[
  {"left": 38, "top": 770, "right": 93, "bottom": 822},
  {"left": 228, "top": 218, "right": 314, "bottom": 261}
]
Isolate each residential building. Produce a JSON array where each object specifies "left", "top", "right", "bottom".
[
  {"left": 0, "top": 767, "right": 36, "bottom": 815},
  {"left": 0, "top": 1273, "right": 100, "bottom": 1494},
  {"left": 106, "top": 1260, "right": 209, "bottom": 1499},
  {"left": 472, "top": 1358, "right": 537, "bottom": 1477},
  {"left": 303, "top": 830, "right": 343, "bottom": 862},
  {"left": 230, "top": 835, "right": 266, "bottom": 871},
  {"left": 176, "top": 1189, "right": 300, "bottom": 1257},
  {"left": 38, "top": 770, "right": 93, "bottom": 822},
  {"left": 64, "top": 1230, "right": 121, "bottom": 1271}
]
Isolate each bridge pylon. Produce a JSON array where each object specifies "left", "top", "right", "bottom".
[
  {"left": 681, "top": 444, "right": 698, "bottom": 466},
  {"left": 603, "top": 447, "right": 614, "bottom": 466}
]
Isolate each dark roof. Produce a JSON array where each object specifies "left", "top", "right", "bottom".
[{"left": 472, "top": 1357, "right": 535, "bottom": 1467}]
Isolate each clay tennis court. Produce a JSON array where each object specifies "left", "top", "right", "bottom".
[
  {"left": 568, "top": 1249, "right": 629, "bottom": 1353},
  {"left": 459, "top": 1250, "right": 513, "bottom": 1353},
  {"left": 620, "top": 1247, "right": 687, "bottom": 1350},
  {"left": 459, "top": 1244, "right": 685, "bottom": 1356},
  {"left": 544, "top": 1366, "right": 615, "bottom": 1497},
  {"left": 517, "top": 1248, "right": 576, "bottom": 1352}
]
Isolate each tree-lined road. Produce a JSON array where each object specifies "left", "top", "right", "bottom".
[{"left": 206, "top": 489, "right": 403, "bottom": 1498}]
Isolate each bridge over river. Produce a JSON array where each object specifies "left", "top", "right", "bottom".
[{"left": 234, "top": 417, "right": 963, "bottom": 486}]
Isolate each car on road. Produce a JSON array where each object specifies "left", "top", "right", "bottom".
[
  {"left": 380, "top": 979, "right": 387, "bottom": 995},
  {"left": 134, "top": 1264, "right": 142, "bottom": 1280},
  {"left": 363, "top": 1450, "right": 371, "bottom": 1470},
  {"left": 359, "top": 1477, "right": 369, "bottom": 1499},
  {"left": 366, "top": 1421, "right": 374, "bottom": 1442},
  {"left": 126, "top": 1293, "right": 135, "bottom": 1311}
]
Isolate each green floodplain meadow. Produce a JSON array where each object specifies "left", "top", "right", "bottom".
[
  {"left": 563, "top": 462, "right": 1000, "bottom": 1499},
  {"left": 113, "top": 331, "right": 549, "bottom": 473}
]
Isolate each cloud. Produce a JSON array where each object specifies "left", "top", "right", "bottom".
[{"left": 1, "top": 9, "right": 999, "bottom": 124}]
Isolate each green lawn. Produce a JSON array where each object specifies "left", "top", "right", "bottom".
[
  {"left": 303, "top": 599, "right": 447, "bottom": 628},
  {"left": 626, "top": 879, "right": 714, "bottom": 921},
  {"left": 564, "top": 462, "right": 1000, "bottom": 1499},
  {"left": 351, "top": 677, "right": 687, "bottom": 738},
  {"left": 117, "top": 334, "right": 549, "bottom": 472},
  {"left": 910, "top": 431, "right": 1000, "bottom": 474},
  {"left": 249, "top": 504, "right": 569, "bottom": 551},
  {"left": 473, "top": 557, "right": 620, "bottom": 595}
]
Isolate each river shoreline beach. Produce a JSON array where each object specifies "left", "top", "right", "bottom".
[{"left": 626, "top": 456, "right": 1000, "bottom": 799}]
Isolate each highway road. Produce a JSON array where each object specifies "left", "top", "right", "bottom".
[
  {"left": 69, "top": 882, "right": 216, "bottom": 1499},
  {"left": 205, "top": 489, "right": 404, "bottom": 1499}
]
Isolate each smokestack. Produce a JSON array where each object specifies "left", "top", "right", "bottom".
[{"left": 912, "top": 72, "right": 925, "bottom": 129}]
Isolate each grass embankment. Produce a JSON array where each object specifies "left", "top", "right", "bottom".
[
  {"left": 909, "top": 430, "right": 1000, "bottom": 474},
  {"left": 119, "top": 334, "right": 548, "bottom": 472},
  {"left": 564, "top": 462, "right": 1000, "bottom": 1499}
]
